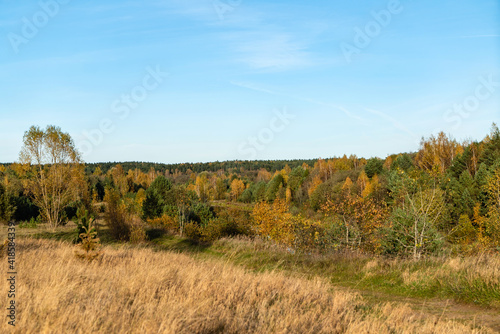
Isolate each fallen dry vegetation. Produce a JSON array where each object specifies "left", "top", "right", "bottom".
[{"left": 0, "top": 239, "right": 496, "bottom": 333}]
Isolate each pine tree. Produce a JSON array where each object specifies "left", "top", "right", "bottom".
[{"left": 479, "top": 123, "right": 500, "bottom": 166}]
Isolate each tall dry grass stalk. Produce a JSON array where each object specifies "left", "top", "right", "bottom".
[{"left": 0, "top": 239, "right": 494, "bottom": 333}]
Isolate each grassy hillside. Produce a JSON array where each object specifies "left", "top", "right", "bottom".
[{"left": 0, "top": 237, "right": 497, "bottom": 333}]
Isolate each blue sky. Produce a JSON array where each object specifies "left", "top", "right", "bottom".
[{"left": 0, "top": 0, "right": 499, "bottom": 163}]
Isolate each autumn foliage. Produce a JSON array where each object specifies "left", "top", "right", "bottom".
[{"left": 2, "top": 123, "right": 500, "bottom": 257}]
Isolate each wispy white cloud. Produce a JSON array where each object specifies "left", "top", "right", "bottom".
[
  {"left": 152, "top": 0, "right": 220, "bottom": 22},
  {"left": 231, "top": 80, "right": 364, "bottom": 121},
  {"left": 231, "top": 33, "right": 312, "bottom": 70},
  {"left": 160, "top": 0, "right": 324, "bottom": 71},
  {"left": 229, "top": 81, "right": 277, "bottom": 95},
  {"left": 364, "top": 108, "right": 417, "bottom": 139},
  {"left": 0, "top": 47, "right": 131, "bottom": 71},
  {"left": 454, "top": 34, "right": 500, "bottom": 38},
  {"left": 72, "top": 2, "right": 142, "bottom": 13}
]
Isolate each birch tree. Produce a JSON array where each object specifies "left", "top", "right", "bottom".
[
  {"left": 19, "top": 125, "right": 84, "bottom": 227},
  {"left": 387, "top": 171, "right": 445, "bottom": 259}
]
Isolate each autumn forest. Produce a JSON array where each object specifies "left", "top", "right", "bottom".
[{"left": 1, "top": 123, "right": 499, "bottom": 258}]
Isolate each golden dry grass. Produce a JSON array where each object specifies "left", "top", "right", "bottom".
[
  {"left": 444, "top": 254, "right": 500, "bottom": 287},
  {"left": 0, "top": 239, "right": 495, "bottom": 334},
  {"left": 394, "top": 254, "right": 500, "bottom": 287}
]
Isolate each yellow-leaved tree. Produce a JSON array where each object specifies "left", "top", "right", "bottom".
[
  {"left": 230, "top": 178, "right": 245, "bottom": 201},
  {"left": 195, "top": 172, "right": 210, "bottom": 202},
  {"left": 19, "top": 125, "right": 85, "bottom": 228},
  {"left": 415, "top": 132, "right": 463, "bottom": 175},
  {"left": 252, "top": 199, "right": 317, "bottom": 248},
  {"left": 322, "top": 177, "right": 387, "bottom": 253}
]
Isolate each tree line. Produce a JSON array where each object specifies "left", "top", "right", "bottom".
[
  {"left": 83, "top": 159, "right": 319, "bottom": 176},
  {"left": 1, "top": 123, "right": 499, "bottom": 258}
]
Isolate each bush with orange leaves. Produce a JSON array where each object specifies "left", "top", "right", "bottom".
[
  {"left": 251, "top": 199, "right": 320, "bottom": 249},
  {"left": 321, "top": 183, "right": 388, "bottom": 253},
  {"left": 146, "top": 214, "right": 178, "bottom": 232}
]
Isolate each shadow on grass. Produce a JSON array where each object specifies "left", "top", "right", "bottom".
[
  {"left": 33, "top": 224, "right": 121, "bottom": 245},
  {"left": 148, "top": 230, "right": 211, "bottom": 253},
  {"left": 145, "top": 228, "right": 165, "bottom": 240},
  {"left": 33, "top": 231, "right": 77, "bottom": 243},
  {"left": 30, "top": 225, "right": 209, "bottom": 255}
]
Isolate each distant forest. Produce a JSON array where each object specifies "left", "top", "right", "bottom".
[
  {"left": 1, "top": 123, "right": 499, "bottom": 258},
  {"left": 83, "top": 159, "right": 321, "bottom": 176}
]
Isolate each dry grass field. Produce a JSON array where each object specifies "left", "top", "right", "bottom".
[{"left": 0, "top": 238, "right": 496, "bottom": 334}]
